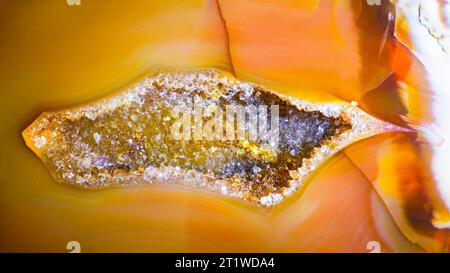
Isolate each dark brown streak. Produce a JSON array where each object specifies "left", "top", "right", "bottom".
[{"left": 215, "top": 0, "right": 236, "bottom": 77}]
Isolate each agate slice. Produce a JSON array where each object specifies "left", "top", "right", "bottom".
[
  {"left": 23, "top": 69, "right": 400, "bottom": 207},
  {"left": 2, "top": 0, "right": 447, "bottom": 253}
]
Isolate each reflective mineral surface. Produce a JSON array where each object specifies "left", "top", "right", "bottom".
[{"left": 23, "top": 69, "right": 395, "bottom": 207}]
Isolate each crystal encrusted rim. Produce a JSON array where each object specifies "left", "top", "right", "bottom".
[{"left": 23, "top": 68, "right": 404, "bottom": 208}]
